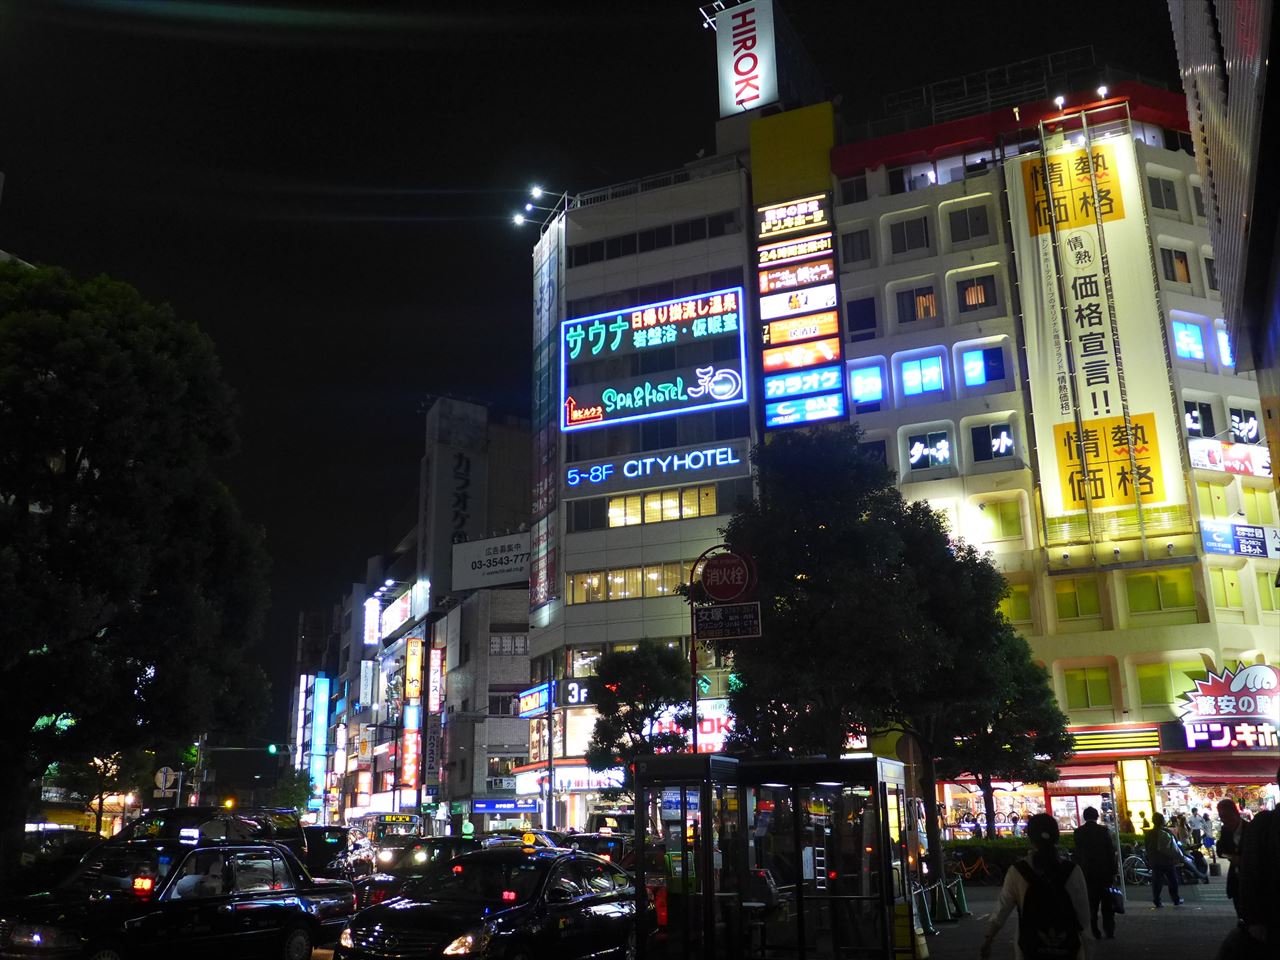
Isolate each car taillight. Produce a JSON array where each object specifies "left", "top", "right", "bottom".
[
  {"left": 650, "top": 885, "right": 667, "bottom": 927},
  {"left": 370, "top": 889, "right": 388, "bottom": 904}
]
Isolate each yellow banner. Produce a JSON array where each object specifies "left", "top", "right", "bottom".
[
  {"left": 1022, "top": 143, "right": 1126, "bottom": 236},
  {"left": 1054, "top": 412, "right": 1165, "bottom": 509}
]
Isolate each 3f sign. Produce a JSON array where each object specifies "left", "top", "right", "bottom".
[{"left": 716, "top": 0, "right": 778, "bottom": 117}]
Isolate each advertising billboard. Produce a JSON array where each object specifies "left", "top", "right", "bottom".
[
  {"left": 404, "top": 638, "right": 423, "bottom": 701},
  {"left": 1162, "top": 663, "right": 1280, "bottom": 752},
  {"left": 363, "top": 597, "right": 380, "bottom": 646},
  {"left": 762, "top": 311, "right": 840, "bottom": 346},
  {"left": 380, "top": 591, "right": 412, "bottom": 639},
  {"left": 562, "top": 438, "right": 750, "bottom": 500},
  {"left": 1199, "top": 519, "right": 1280, "bottom": 559},
  {"left": 451, "top": 532, "right": 531, "bottom": 591},
  {"left": 759, "top": 258, "right": 836, "bottom": 294},
  {"left": 531, "top": 218, "right": 562, "bottom": 612},
  {"left": 561, "top": 287, "right": 748, "bottom": 432},
  {"left": 1004, "top": 133, "right": 1187, "bottom": 531},
  {"left": 427, "top": 647, "right": 443, "bottom": 714},
  {"left": 715, "top": 0, "right": 778, "bottom": 117},
  {"left": 764, "top": 392, "right": 846, "bottom": 428},
  {"left": 1188, "top": 438, "right": 1272, "bottom": 478}
]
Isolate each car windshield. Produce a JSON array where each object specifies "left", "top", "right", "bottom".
[
  {"left": 408, "top": 858, "right": 548, "bottom": 904},
  {"left": 62, "top": 847, "right": 178, "bottom": 895},
  {"left": 573, "top": 837, "right": 630, "bottom": 861}
]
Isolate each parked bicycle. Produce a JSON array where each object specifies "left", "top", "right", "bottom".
[
  {"left": 1123, "top": 852, "right": 1151, "bottom": 885},
  {"left": 945, "top": 850, "right": 1006, "bottom": 885}
]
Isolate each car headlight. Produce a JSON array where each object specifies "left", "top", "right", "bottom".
[
  {"left": 442, "top": 928, "right": 492, "bottom": 956},
  {"left": 339, "top": 925, "right": 354, "bottom": 949},
  {"left": 377, "top": 850, "right": 394, "bottom": 863},
  {"left": 10, "top": 925, "right": 81, "bottom": 949}
]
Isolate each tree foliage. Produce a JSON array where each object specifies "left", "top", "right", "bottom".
[
  {"left": 585, "top": 644, "right": 691, "bottom": 800},
  {"left": 267, "top": 766, "right": 315, "bottom": 812},
  {"left": 0, "top": 262, "right": 270, "bottom": 886}
]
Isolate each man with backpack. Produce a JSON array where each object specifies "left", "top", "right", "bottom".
[
  {"left": 1073, "top": 806, "right": 1118, "bottom": 939},
  {"left": 1143, "top": 812, "right": 1184, "bottom": 907},
  {"left": 981, "top": 813, "right": 1090, "bottom": 960}
]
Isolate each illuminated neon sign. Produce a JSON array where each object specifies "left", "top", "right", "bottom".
[
  {"left": 517, "top": 682, "right": 554, "bottom": 718},
  {"left": 764, "top": 392, "right": 845, "bottom": 427},
  {"left": 380, "top": 591, "right": 412, "bottom": 638},
  {"left": 562, "top": 440, "right": 751, "bottom": 498},
  {"left": 849, "top": 366, "right": 884, "bottom": 405},
  {"left": 561, "top": 287, "right": 748, "bottom": 432},
  {"left": 756, "top": 195, "right": 830, "bottom": 239},
  {"left": 759, "top": 258, "right": 836, "bottom": 294},
  {"left": 762, "top": 336, "right": 841, "bottom": 372},
  {"left": 1188, "top": 438, "right": 1272, "bottom": 477},
  {"left": 762, "top": 311, "right": 840, "bottom": 345},
  {"left": 759, "top": 283, "right": 838, "bottom": 321},
  {"left": 763, "top": 364, "right": 842, "bottom": 400},
  {"left": 756, "top": 231, "right": 834, "bottom": 268}
]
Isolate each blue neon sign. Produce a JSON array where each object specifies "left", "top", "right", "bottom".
[
  {"left": 849, "top": 366, "right": 883, "bottom": 404},
  {"left": 902, "top": 355, "right": 944, "bottom": 396},
  {"left": 308, "top": 675, "right": 330, "bottom": 810},
  {"left": 764, "top": 392, "right": 846, "bottom": 428},
  {"left": 763, "top": 364, "right": 842, "bottom": 400},
  {"left": 517, "top": 682, "right": 554, "bottom": 718},
  {"left": 1173, "top": 321, "right": 1205, "bottom": 360},
  {"left": 472, "top": 799, "right": 540, "bottom": 814}
]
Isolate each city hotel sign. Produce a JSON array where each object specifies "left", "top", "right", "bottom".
[{"left": 562, "top": 438, "right": 751, "bottom": 500}]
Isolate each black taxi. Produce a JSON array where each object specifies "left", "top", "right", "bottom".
[
  {"left": 336, "top": 846, "right": 639, "bottom": 959},
  {"left": 0, "top": 838, "right": 355, "bottom": 959}
]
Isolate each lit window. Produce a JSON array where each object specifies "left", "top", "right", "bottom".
[
  {"left": 849, "top": 365, "right": 884, "bottom": 412},
  {"left": 1217, "top": 329, "right": 1235, "bottom": 367},
  {"left": 896, "top": 285, "right": 937, "bottom": 323},
  {"left": 1195, "top": 481, "right": 1229, "bottom": 519},
  {"left": 962, "top": 346, "right": 1006, "bottom": 387},
  {"left": 901, "top": 356, "right": 944, "bottom": 396},
  {"left": 1064, "top": 667, "right": 1112, "bottom": 709},
  {"left": 1172, "top": 321, "right": 1205, "bottom": 360},
  {"left": 1242, "top": 487, "right": 1276, "bottom": 526},
  {"left": 999, "top": 583, "right": 1033, "bottom": 623},
  {"left": 1125, "top": 568, "right": 1195, "bottom": 613},
  {"left": 981, "top": 499, "right": 1023, "bottom": 541},
  {"left": 1161, "top": 248, "right": 1192, "bottom": 284},
  {"left": 908, "top": 430, "right": 951, "bottom": 470},
  {"left": 971, "top": 422, "right": 1015, "bottom": 461},
  {"left": 1257, "top": 571, "right": 1280, "bottom": 612},
  {"left": 1209, "top": 568, "right": 1244, "bottom": 609},
  {"left": 567, "top": 559, "right": 696, "bottom": 603},
  {"left": 607, "top": 494, "right": 642, "bottom": 528},
  {"left": 1137, "top": 661, "right": 1205, "bottom": 706},
  {"left": 1054, "top": 578, "right": 1100, "bottom": 620},
  {"left": 957, "top": 275, "right": 997, "bottom": 313},
  {"left": 1230, "top": 407, "right": 1259, "bottom": 444},
  {"left": 1182, "top": 400, "right": 1215, "bottom": 438}
]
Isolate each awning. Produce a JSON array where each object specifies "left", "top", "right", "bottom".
[
  {"left": 1055, "top": 764, "right": 1117, "bottom": 780},
  {"left": 1157, "top": 755, "right": 1280, "bottom": 784}
]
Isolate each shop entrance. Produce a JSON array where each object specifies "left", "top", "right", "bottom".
[{"left": 634, "top": 753, "right": 914, "bottom": 959}]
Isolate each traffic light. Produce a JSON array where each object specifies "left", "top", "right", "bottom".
[{"left": 267, "top": 744, "right": 278, "bottom": 755}]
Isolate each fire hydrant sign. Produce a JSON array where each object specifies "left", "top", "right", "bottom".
[
  {"left": 694, "top": 602, "right": 762, "bottom": 641},
  {"left": 701, "top": 553, "right": 752, "bottom": 602}
]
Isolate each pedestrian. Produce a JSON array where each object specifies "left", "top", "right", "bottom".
[
  {"left": 1143, "top": 812, "right": 1184, "bottom": 908},
  {"left": 1119, "top": 809, "right": 1135, "bottom": 834},
  {"left": 1139, "top": 812, "right": 1151, "bottom": 831},
  {"left": 1238, "top": 764, "right": 1280, "bottom": 948},
  {"left": 1073, "top": 806, "right": 1118, "bottom": 940},
  {"left": 1217, "top": 798, "right": 1245, "bottom": 917},
  {"left": 1188, "top": 807, "right": 1208, "bottom": 849},
  {"left": 981, "top": 812, "right": 1089, "bottom": 960}
]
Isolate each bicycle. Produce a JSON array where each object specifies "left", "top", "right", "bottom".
[
  {"left": 1122, "top": 853, "right": 1151, "bottom": 885},
  {"left": 946, "top": 851, "right": 1006, "bottom": 885}
]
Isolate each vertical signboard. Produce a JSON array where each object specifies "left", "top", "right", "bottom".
[
  {"left": 423, "top": 714, "right": 442, "bottom": 790},
  {"left": 404, "top": 638, "right": 423, "bottom": 701},
  {"left": 362, "top": 597, "right": 380, "bottom": 646},
  {"left": 755, "top": 194, "right": 847, "bottom": 429},
  {"left": 308, "top": 675, "right": 330, "bottom": 811},
  {"left": 531, "top": 217, "right": 563, "bottom": 612},
  {"left": 1005, "top": 131, "right": 1187, "bottom": 535},
  {"left": 427, "top": 647, "right": 444, "bottom": 714},
  {"left": 715, "top": 0, "right": 778, "bottom": 117},
  {"left": 359, "top": 660, "right": 375, "bottom": 708}
]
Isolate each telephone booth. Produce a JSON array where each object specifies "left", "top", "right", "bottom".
[{"left": 635, "top": 753, "right": 916, "bottom": 959}]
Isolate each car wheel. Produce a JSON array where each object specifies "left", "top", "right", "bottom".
[{"left": 282, "top": 924, "right": 312, "bottom": 960}]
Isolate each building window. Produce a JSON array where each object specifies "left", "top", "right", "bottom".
[
  {"left": 1064, "top": 667, "right": 1112, "bottom": 709},
  {"left": 1193, "top": 185, "right": 1206, "bottom": 218},
  {"left": 1183, "top": 400, "right": 1215, "bottom": 438},
  {"left": 605, "top": 484, "right": 718, "bottom": 528},
  {"left": 1243, "top": 487, "right": 1277, "bottom": 526},
  {"left": 1195, "top": 480, "right": 1229, "bottom": 519},
  {"left": 862, "top": 439, "right": 887, "bottom": 463},
  {"left": 981, "top": 499, "right": 1023, "bottom": 541},
  {"left": 889, "top": 217, "right": 930, "bottom": 254},
  {"left": 888, "top": 167, "right": 912, "bottom": 195},
  {"left": 1205, "top": 257, "right": 1219, "bottom": 291},
  {"left": 949, "top": 205, "right": 990, "bottom": 243},
  {"left": 1148, "top": 175, "right": 1178, "bottom": 211},
  {"left": 1125, "top": 568, "right": 1196, "bottom": 613},
  {"left": 848, "top": 365, "right": 884, "bottom": 413},
  {"left": 971, "top": 422, "right": 1015, "bottom": 462},
  {"left": 961, "top": 346, "right": 1006, "bottom": 387},
  {"left": 841, "top": 228, "right": 871, "bottom": 264},
  {"left": 565, "top": 560, "right": 692, "bottom": 605},
  {"left": 1230, "top": 407, "right": 1260, "bottom": 444},
  {"left": 847, "top": 297, "right": 877, "bottom": 340},
  {"left": 907, "top": 430, "right": 952, "bottom": 470},
  {"left": 956, "top": 274, "right": 997, "bottom": 313},
  {"left": 901, "top": 355, "right": 944, "bottom": 396},
  {"left": 839, "top": 175, "right": 868, "bottom": 205},
  {"left": 999, "top": 583, "right": 1032, "bottom": 623},
  {"left": 1209, "top": 568, "right": 1244, "bottom": 609},
  {"left": 1161, "top": 248, "right": 1192, "bottom": 284},
  {"left": 488, "top": 694, "right": 515, "bottom": 716},
  {"left": 489, "top": 634, "right": 528, "bottom": 656},
  {"left": 1257, "top": 571, "right": 1280, "bottom": 612},
  {"left": 571, "top": 647, "right": 603, "bottom": 676},
  {"left": 1136, "top": 661, "right": 1205, "bottom": 707},
  {"left": 895, "top": 285, "right": 937, "bottom": 323},
  {"left": 1055, "top": 577, "right": 1101, "bottom": 620},
  {"left": 1172, "top": 320, "right": 1205, "bottom": 360}
]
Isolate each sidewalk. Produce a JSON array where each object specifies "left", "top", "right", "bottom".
[{"left": 923, "top": 874, "right": 1239, "bottom": 959}]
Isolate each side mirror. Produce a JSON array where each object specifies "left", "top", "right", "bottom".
[{"left": 547, "top": 886, "right": 574, "bottom": 904}]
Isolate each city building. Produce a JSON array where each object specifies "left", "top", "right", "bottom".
[{"left": 525, "top": 21, "right": 1277, "bottom": 831}]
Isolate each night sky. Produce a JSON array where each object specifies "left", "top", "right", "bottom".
[{"left": 0, "top": 0, "right": 1178, "bottom": 731}]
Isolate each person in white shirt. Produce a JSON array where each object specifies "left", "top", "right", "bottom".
[{"left": 981, "top": 813, "right": 1092, "bottom": 959}]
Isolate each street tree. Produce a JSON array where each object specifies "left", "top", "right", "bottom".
[
  {"left": 936, "top": 632, "right": 1073, "bottom": 836},
  {"left": 47, "top": 749, "right": 153, "bottom": 835},
  {"left": 0, "top": 262, "right": 270, "bottom": 888},
  {"left": 585, "top": 644, "right": 691, "bottom": 802},
  {"left": 268, "top": 767, "right": 315, "bottom": 812}
]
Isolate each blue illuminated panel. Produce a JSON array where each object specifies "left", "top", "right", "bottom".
[
  {"left": 763, "top": 364, "right": 842, "bottom": 400},
  {"left": 1173, "top": 320, "right": 1205, "bottom": 360},
  {"left": 764, "top": 392, "right": 846, "bottom": 428},
  {"left": 902, "top": 355, "right": 944, "bottom": 396},
  {"left": 308, "top": 675, "right": 330, "bottom": 811},
  {"left": 1217, "top": 329, "right": 1234, "bottom": 367},
  {"left": 962, "top": 347, "right": 1006, "bottom": 387},
  {"left": 849, "top": 366, "right": 883, "bottom": 405}
]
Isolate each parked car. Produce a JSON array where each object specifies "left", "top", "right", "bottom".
[
  {"left": 15, "top": 829, "right": 103, "bottom": 895},
  {"left": 586, "top": 810, "right": 635, "bottom": 834},
  {"left": 566, "top": 832, "right": 633, "bottom": 865},
  {"left": 352, "top": 836, "right": 481, "bottom": 908},
  {"left": 336, "top": 847, "right": 640, "bottom": 959},
  {"left": 0, "top": 838, "right": 356, "bottom": 959},
  {"left": 478, "top": 829, "right": 568, "bottom": 850},
  {"left": 302, "top": 826, "right": 351, "bottom": 880},
  {"left": 111, "top": 807, "right": 308, "bottom": 860}
]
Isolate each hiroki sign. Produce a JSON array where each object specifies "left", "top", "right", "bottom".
[
  {"left": 561, "top": 287, "right": 748, "bottom": 432},
  {"left": 1162, "top": 663, "right": 1280, "bottom": 752},
  {"left": 715, "top": 0, "right": 778, "bottom": 117}
]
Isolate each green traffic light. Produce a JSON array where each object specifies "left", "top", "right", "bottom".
[{"left": 267, "top": 744, "right": 278, "bottom": 755}]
